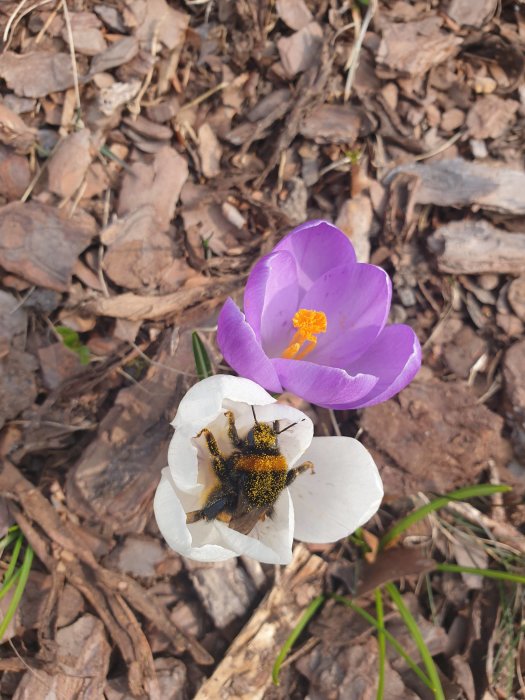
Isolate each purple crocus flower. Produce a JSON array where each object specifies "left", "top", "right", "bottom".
[{"left": 217, "top": 220, "right": 421, "bottom": 409}]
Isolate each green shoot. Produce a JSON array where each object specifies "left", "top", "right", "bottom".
[
  {"left": 55, "top": 325, "right": 90, "bottom": 365},
  {"left": 385, "top": 583, "right": 445, "bottom": 700},
  {"left": 331, "top": 595, "right": 433, "bottom": 689},
  {"left": 272, "top": 594, "right": 325, "bottom": 685},
  {"left": 0, "top": 535, "right": 34, "bottom": 641},
  {"left": 192, "top": 331, "right": 213, "bottom": 381},
  {"left": 380, "top": 483, "right": 511, "bottom": 550},
  {"left": 375, "top": 588, "right": 386, "bottom": 700},
  {"left": 435, "top": 564, "right": 525, "bottom": 584}
]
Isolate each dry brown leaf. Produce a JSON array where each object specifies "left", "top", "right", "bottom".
[
  {"left": 0, "top": 201, "right": 96, "bottom": 291},
  {"left": 118, "top": 146, "right": 188, "bottom": 231},
  {"left": 198, "top": 123, "right": 222, "bottom": 178},
  {"left": 122, "top": 114, "right": 172, "bottom": 141},
  {"left": 466, "top": 94, "right": 519, "bottom": 139},
  {"left": 446, "top": 0, "right": 497, "bottom": 27},
  {"left": 276, "top": 0, "right": 313, "bottom": 30},
  {"left": 0, "top": 103, "right": 37, "bottom": 153},
  {"left": 130, "top": 0, "right": 190, "bottom": 51},
  {"left": 101, "top": 205, "right": 176, "bottom": 289},
  {"left": 181, "top": 182, "right": 239, "bottom": 257},
  {"left": 377, "top": 17, "right": 461, "bottom": 77},
  {"left": 277, "top": 21, "right": 324, "bottom": 77},
  {"left": 37, "top": 343, "right": 83, "bottom": 391},
  {"left": 508, "top": 276, "right": 525, "bottom": 322},
  {"left": 300, "top": 104, "right": 361, "bottom": 144},
  {"left": 0, "top": 52, "right": 77, "bottom": 98},
  {"left": 61, "top": 11, "right": 107, "bottom": 56},
  {"left": 47, "top": 129, "right": 94, "bottom": 199},
  {"left": 90, "top": 37, "right": 139, "bottom": 75},
  {"left": 0, "top": 145, "right": 31, "bottom": 200}
]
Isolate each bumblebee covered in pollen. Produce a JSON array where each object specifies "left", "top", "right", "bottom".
[{"left": 186, "top": 408, "right": 314, "bottom": 535}]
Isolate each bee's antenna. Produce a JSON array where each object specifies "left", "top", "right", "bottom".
[
  {"left": 276, "top": 418, "right": 305, "bottom": 435},
  {"left": 251, "top": 405, "right": 258, "bottom": 424}
]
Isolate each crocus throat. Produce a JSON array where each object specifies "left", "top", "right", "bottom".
[{"left": 281, "top": 309, "right": 327, "bottom": 360}]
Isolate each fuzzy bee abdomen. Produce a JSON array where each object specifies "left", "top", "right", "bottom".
[{"left": 233, "top": 453, "right": 287, "bottom": 473}]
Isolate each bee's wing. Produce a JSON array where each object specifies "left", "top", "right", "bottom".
[
  {"left": 229, "top": 507, "right": 269, "bottom": 535},
  {"left": 228, "top": 493, "right": 270, "bottom": 535}
]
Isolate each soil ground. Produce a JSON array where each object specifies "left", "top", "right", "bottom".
[{"left": 0, "top": 1, "right": 524, "bottom": 698}]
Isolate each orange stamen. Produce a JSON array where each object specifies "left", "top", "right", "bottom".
[{"left": 281, "top": 309, "right": 327, "bottom": 360}]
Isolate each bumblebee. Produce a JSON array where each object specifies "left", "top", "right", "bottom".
[{"left": 186, "top": 408, "right": 314, "bottom": 535}]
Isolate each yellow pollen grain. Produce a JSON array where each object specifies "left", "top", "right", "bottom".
[{"left": 281, "top": 308, "right": 327, "bottom": 360}]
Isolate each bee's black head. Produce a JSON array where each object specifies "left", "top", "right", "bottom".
[{"left": 246, "top": 422, "right": 278, "bottom": 450}]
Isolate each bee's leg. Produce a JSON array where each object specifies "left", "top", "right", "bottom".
[
  {"left": 285, "top": 460, "right": 315, "bottom": 486},
  {"left": 195, "top": 427, "right": 228, "bottom": 476},
  {"left": 186, "top": 492, "right": 231, "bottom": 525},
  {"left": 224, "top": 410, "right": 241, "bottom": 447}
]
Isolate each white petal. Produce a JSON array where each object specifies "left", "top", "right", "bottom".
[
  {"left": 289, "top": 437, "right": 383, "bottom": 543},
  {"left": 172, "top": 375, "right": 276, "bottom": 431},
  {"left": 216, "top": 489, "right": 294, "bottom": 564},
  {"left": 154, "top": 469, "right": 237, "bottom": 562}
]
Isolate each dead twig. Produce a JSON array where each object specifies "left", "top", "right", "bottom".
[{"left": 343, "top": 0, "right": 378, "bottom": 102}]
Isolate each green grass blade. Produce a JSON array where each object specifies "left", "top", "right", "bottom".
[
  {"left": 436, "top": 563, "right": 525, "bottom": 584},
  {"left": 0, "top": 544, "right": 33, "bottom": 641},
  {"left": 380, "top": 484, "right": 511, "bottom": 550},
  {"left": 3, "top": 533, "right": 23, "bottom": 584},
  {"left": 192, "top": 331, "right": 213, "bottom": 381},
  {"left": 0, "top": 530, "right": 20, "bottom": 552},
  {"left": 385, "top": 583, "right": 445, "bottom": 700},
  {"left": 272, "top": 594, "right": 325, "bottom": 685},
  {"left": 331, "top": 595, "right": 433, "bottom": 689},
  {"left": 0, "top": 567, "right": 22, "bottom": 600},
  {"left": 375, "top": 588, "right": 386, "bottom": 700}
]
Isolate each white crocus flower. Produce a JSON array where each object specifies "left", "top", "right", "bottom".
[{"left": 154, "top": 375, "right": 383, "bottom": 565}]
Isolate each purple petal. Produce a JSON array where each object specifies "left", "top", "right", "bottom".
[
  {"left": 217, "top": 298, "right": 283, "bottom": 393},
  {"left": 299, "top": 262, "right": 392, "bottom": 366},
  {"left": 271, "top": 358, "right": 378, "bottom": 408},
  {"left": 332, "top": 324, "right": 422, "bottom": 409},
  {"left": 244, "top": 251, "right": 300, "bottom": 357},
  {"left": 274, "top": 220, "right": 357, "bottom": 295}
]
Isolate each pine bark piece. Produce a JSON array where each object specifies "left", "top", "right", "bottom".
[
  {"left": 385, "top": 158, "right": 525, "bottom": 216},
  {"left": 194, "top": 544, "right": 326, "bottom": 699},
  {"left": 428, "top": 220, "right": 525, "bottom": 275},
  {"left": 66, "top": 342, "right": 185, "bottom": 534},
  {"left": 13, "top": 615, "right": 110, "bottom": 700},
  {"left": 185, "top": 559, "right": 258, "bottom": 629},
  {"left": 361, "top": 377, "right": 514, "bottom": 497}
]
